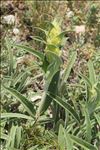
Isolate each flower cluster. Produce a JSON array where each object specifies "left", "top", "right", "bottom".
[{"left": 45, "top": 19, "right": 63, "bottom": 57}]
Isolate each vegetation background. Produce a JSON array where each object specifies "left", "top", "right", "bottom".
[{"left": 0, "top": 1, "right": 100, "bottom": 150}]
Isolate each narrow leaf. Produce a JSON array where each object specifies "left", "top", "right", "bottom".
[
  {"left": 64, "top": 130, "right": 73, "bottom": 150},
  {"left": 14, "top": 44, "right": 44, "bottom": 61},
  {"left": 0, "top": 133, "right": 8, "bottom": 140},
  {"left": 94, "top": 113, "right": 100, "bottom": 125},
  {"left": 2, "top": 85, "right": 35, "bottom": 118},
  {"left": 6, "top": 125, "right": 17, "bottom": 148},
  {"left": 1, "top": 113, "right": 34, "bottom": 120},
  {"left": 70, "top": 134, "right": 97, "bottom": 150},
  {"left": 51, "top": 95, "right": 80, "bottom": 123},
  {"left": 17, "top": 73, "right": 28, "bottom": 91},
  {"left": 61, "top": 52, "right": 77, "bottom": 90},
  {"left": 84, "top": 106, "right": 92, "bottom": 142},
  {"left": 88, "top": 60, "right": 96, "bottom": 85},
  {"left": 5, "top": 38, "right": 13, "bottom": 76},
  {"left": 13, "top": 66, "right": 34, "bottom": 86},
  {"left": 32, "top": 36, "right": 47, "bottom": 44},
  {"left": 34, "top": 27, "right": 47, "bottom": 35},
  {"left": 58, "top": 124, "right": 66, "bottom": 150},
  {"left": 27, "top": 145, "right": 38, "bottom": 150},
  {"left": 37, "top": 71, "right": 60, "bottom": 116},
  {"left": 15, "top": 126, "right": 22, "bottom": 148},
  {"left": 79, "top": 73, "right": 92, "bottom": 88}
]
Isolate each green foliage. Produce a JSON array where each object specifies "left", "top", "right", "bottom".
[
  {"left": 58, "top": 124, "right": 97, "bottom": 150},
  {"left": 2, "top": 36, "right": 99, "bottom": 150},
  {"left": 1, "top": 113, "right": 34, "bottom": 120},
  {"left": 86, "top": 4, "right": 98, "bottom": 27},
  {"left": 2, "top": 125, "right": 22, "bottom": 150},
  {"left": 1, "top": 3, "right": 100, "bottom": 149},
  {"left": 2, "top": 85, "right": 36, "bottom": 118}
]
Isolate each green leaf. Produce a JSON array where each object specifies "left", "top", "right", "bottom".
[
  {"left": 5, "top": 38, "right": 13, "bottom": 76},
  {"left": 57, "top": 31, "right": 69, "bottom": 40},
  {"left": 6, "top": 125, "right": 17, "bottom": 148},
  {"left": 45, "top": 44, "right": 62, "bottom": 58},
  {"left": 17, "top": 73, "right": 28, "bottom": 91},
  {"left": 27, "top": 145, "right": 38, "bottom": 150},
  {"left": 13, "top": 66, "right": 34, "bottom": 86},
  {"left": 51, "top": 95, "right": 80, "bottom": 123},
  {"left": 34, "top": 26, "right": 47, "bottom": 35},
  {"left": 15, "top": 126, "right": 22, "bottom": 149},
  {"left": 95, "top": 87, "right": 100, "bottom": 104},
  {"left": 70, "top": 134, "right": 97, "bottom": 150},
  {"left": 5, "top": 125, "right": 22, "bottom": 149},
  {"left": 88, "top": 60, "right": 96, "bottom": 85},
  {"left": 45, "top": 51, "right": 62, "bottom": 83},
  {"left": 64, "top": 130, "right": 73, "bottom": 150},
  {"left": 37, "top": 52, "right": 61, "bottom": 116},
  {"left": 0, "top": 133, "right": 8, "bottom": 140},
  {"left": 58, "top": 124, "right": 66, "bottom": 150},
  {"left": 1, "top": 113, "right": 34, "bottom": 120},
  {"left": 61, "top": 52, "right": 77, "bottom": 91},
  {"left": 32, "top": 36, "right": 47, "bottom": 44},
  {"left": 79, "top": 73, "right": 92, "bottom": 88},
  {"left": 94, "top": 113, "right": 100, "bottom": 125},
  {"left": 46, "top": 44, "right": 57, "bottom": 50},
  {"left": 58, "top": 124, "right": 73, "bottom": 150},
  {"left": 2, "top": 85, "right": 35, "bottom": 118},
  {"left": 14, "top": 44, "right": 44, "bottom": 61},
  {"left": 84, "top": 106, "right": 92, "bottom": 142},
  {"left": 37, "top": 71, "right": 60, "bottom": 116}
]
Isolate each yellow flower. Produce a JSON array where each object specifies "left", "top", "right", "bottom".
[
  {"left": 49, "top": 25, "right": 61, "bottom": 37},
  {"left": 45, "top": 18, "right": 62, "bottom": 57},
  {"left": 47, "top": 36, "right": 61, "bottom": 45}
]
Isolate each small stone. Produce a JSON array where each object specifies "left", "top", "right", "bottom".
[
  {"left": 13, "top": 28, "right": 19, "bottom": 35},
  {"left": 31, "top": 95, "right": 41, "bottom": 102},
  {"left": 75, "top": 25, "right": 85, "bottom": 34},
  {"left": 67, "top": 11, "right": 74, "bottom": 18},
  {"left": 3, "top": 15, "right": 15, "bottom": 25}
]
